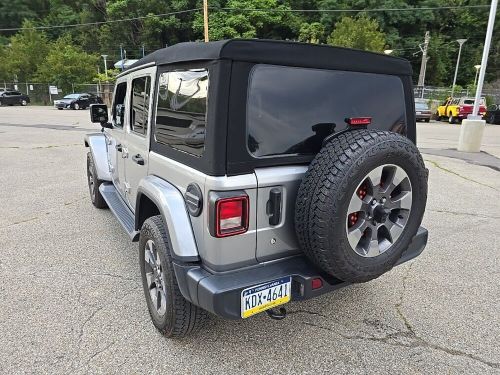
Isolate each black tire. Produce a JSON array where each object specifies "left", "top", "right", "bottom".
[
  {"left": 86, "top": 152, "right": 107, "bottom": 209},
  {"left": 424, "top": 118, "right": 430, "bottom": 123},
  {"left": 57, "top": 108, "right": 63, "bottom": 110},
  {"left": 140, "top": 216, "right": 208, "bottom": 337},
  {"left": 448, "top": 114, "right": 456, "bottom": 124},
  {"left": 295, "top": 129, "right": 427, "bottom": 283},
  {"left": 435, "top": 113, "right": 441, "bottom": 121}
]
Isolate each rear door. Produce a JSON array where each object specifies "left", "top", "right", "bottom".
[{"left": 123, "top": 66, "right": 156, "bottom": 210}]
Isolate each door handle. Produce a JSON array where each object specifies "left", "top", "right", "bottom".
[
  {"left": 132, "top": 154, "right": 145, "bottom": 165},
  {"left": 267, "top": 188, "right": 282, "bottom": 226},
  {"left": 115, "top": 144, "right": 122, "bottom": 152}
]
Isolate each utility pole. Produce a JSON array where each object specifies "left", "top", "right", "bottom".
[
  {"left": 451, "top": 39, "right": 467, "bottom": 97},
  {"left": 120, "top": 44, "right": 125, "bottom": 71},
  {"left": 417, "top": 31, "right": 430, "bottom": 87},
  {"left": 203, "top": 0, "right": 209, "bottom": 42},
  {"left": 142, "top": 45, "right": 145, "bottom": 57},
  {"left": 101, "top": 55, "right": 108, "bottom": 79}
]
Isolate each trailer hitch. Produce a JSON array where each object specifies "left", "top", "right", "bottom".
[{"left": 265, "top": 307, "right": 287, "bottom": 320}]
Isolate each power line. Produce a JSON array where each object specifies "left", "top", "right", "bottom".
[
  {"left": 212, "top": 4, "right": 491, "bottom": 13},
  {"left": 0, "top": 4, "right": 491, "bottom": 32},
  {"left": 0, "top": 9, "right": 202, "bottom": 31}
]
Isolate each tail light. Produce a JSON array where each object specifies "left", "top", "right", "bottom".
[
  {"left": 346, "top": 117, "right": 372, "bottom": 126},
  {"left": 215, "top": 196, "right": 249, "bottom": 237}
]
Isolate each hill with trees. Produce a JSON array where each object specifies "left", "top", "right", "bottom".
[{"left": 0, "top": 0, "right": 498, "bottom": 90}]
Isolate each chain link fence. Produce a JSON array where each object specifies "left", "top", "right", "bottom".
[
  {"left": 414, "top": 85, "right": 500, "bottom": 104},
  {"left": 1, "top": 82, "right": 115, "bottom": 106}
]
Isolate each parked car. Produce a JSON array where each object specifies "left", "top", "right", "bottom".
[
  {"left": 0, "top": 90, "right": 30, "bottom": 106},
  {"left": 436, "top": 96, "right": 487, "bottom": 124},
  {"left": 54, "top": 93, "right": 103, "bottom": 110},
  {"left": 415, "top": 100, "right": 431, "bottom": 122},
  {"left": 485, "top": 104, "right": 500, "bottom": 124},
  {"left": 85, "top": 39, "right": 428, "bottom": 337}
]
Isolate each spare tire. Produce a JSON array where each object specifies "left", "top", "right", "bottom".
[{"left": 295, "top": 129, "right": 427, "bottom": 283}]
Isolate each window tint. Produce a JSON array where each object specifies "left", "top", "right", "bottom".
[
  {"left": 130, "top": 76, "right": 151, "bottom": 135},
  {"left": 247, "top": 65, "right": 406, "bottom": 157},
  {"left": 155, "top": 69, "right": 208, "bottom": 157},
  {"left": 112, "top": 82, "right": 127, "bottom": 128},
  {"left": 415, "top": 102, "right": 428, "bottom": 110}
]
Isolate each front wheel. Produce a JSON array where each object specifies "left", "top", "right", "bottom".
[
  {"left": 73, "top": 103, "right": 80, "bottom": 110},
  {"left": 140, "top": 216, "right": 208, "bottom": 337},
  {"left": 86, "top": 152, "right": 107, "bottom": 208}
]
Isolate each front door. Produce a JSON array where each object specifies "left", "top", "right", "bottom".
[
  {"left": 104, "top": 80, "right": 129, "bottom": 197},
  {"left": 123, "top": 67, "right": 156, "bottom": 209}
]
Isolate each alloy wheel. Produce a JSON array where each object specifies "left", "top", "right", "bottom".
[
  {"left": 144, "top": 239, "right": 167, "bottom": 316},
  {"left": 346, "top": 164, "right": 412, "bottom": 258}
]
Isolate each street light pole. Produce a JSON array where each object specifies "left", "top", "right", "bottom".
[
  {"left": 458, "top": 0, "right": 498, "bottom": 153},
  {"left": 451, "top": 39, "right": 467, "bottom": 97},
  {"left": 471, "top": 0, "right": 498, "bottom": 117},
  {"left": 473, "top": 65, "right": 481, "bottom": 86},
  {"left": 101, "top": 55, "right": 108, "bottom": 79}
]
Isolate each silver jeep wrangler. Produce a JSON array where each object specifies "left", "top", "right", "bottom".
[{"left": 85, "top": 39, "right": 428, "bottom": 337}]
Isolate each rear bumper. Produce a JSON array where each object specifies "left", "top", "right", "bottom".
[
  {"left": 173, "top": 227, "right": 428, "bottom": 320},
  {"left": 416, "top": 114, "right": 431, "bottom": 120}
]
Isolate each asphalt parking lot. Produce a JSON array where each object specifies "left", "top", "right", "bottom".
[{"left": 0, "top": 106, "right": 499, "bottom": 374}]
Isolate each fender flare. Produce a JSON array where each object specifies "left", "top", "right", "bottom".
[
  {"left": 136, "top": 176, "right": 200, "bottom": 262},
  {"left": 84, "top": 133, "right": 111, "bottom": 181}
]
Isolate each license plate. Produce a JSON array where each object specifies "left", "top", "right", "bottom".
[
  {"left": 416, "top": 111, "right": 422, "bottom": 114},
  {"left": 241, "top": 277, "right": 291, "bottom": 318}
]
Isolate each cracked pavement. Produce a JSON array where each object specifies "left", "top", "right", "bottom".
[{"left": 0, "top": 107, "right": 499, "bottom": 374}]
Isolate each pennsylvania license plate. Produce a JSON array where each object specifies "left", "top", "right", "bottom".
[{"left": 241, "top": 277, "right": 291, "bottom": 318}]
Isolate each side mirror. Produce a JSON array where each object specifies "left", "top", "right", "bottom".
[{"left": 90, "top": 104, "right": 111, "bottom": 128}]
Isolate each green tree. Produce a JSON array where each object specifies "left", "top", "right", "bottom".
[
  {"left": 36, "top": 35, "right": 99, "bottom": 90},
  {"left": 193, "top": 0, "right": 300, "bottom": 40},
  {"left": 2, "top": 20, "right": 50, "bottom": 82},
  {"left": 298, "top": 22, "right": 325, "bottom": 44},
  {"left": 327, "top": 15, "right": 386, "bottom": 52}
]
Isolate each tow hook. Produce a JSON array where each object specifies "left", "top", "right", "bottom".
[{"left": 266, "top": 307, "right": 287, "bottom": 320}]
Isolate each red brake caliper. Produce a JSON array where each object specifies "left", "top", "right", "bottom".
[{"left": 348, "top": 183, "right": 368, "bottom": 228}]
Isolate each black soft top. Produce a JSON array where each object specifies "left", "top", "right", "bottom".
[{"left": 127, "top": 39, "right": 412, "bottom": 76}]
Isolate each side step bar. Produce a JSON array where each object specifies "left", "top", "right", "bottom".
[{"left": 99, "top": 183, "right": 140, "bottom": 241}]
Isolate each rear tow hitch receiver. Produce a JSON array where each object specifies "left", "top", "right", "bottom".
[{"left": 265, "top": 307, "right": 287, "bottom": 320}]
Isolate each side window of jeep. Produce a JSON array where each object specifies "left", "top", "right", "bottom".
[
  {"left": 154, "top": 69, "right": 208, "bottom": 157},
  {"left": 112, "top": 82, "right": 127, "bottom": 128},
  {"left": 130, "top": 76, "right": 151, "bottom": 136}
]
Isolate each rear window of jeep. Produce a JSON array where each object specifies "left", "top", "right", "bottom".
[{"left": 247, "top": 64, "right": 406, "bottom": 157}]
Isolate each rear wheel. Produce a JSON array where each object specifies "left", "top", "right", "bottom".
[
  {"left": 295, "top": 129, "right": 428, "bottom": 283},
  {"left": 20, "top": 99, "right": 27, "bottom": 106},
  {"left": 140, "top": 216, "right": 208, "bottom": 337},
  {"left": 448, "top": 113, "right": 457, "bottom": 124},
  {"left": 424, "top": 118, "right": 430, "bottom": 123}
]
